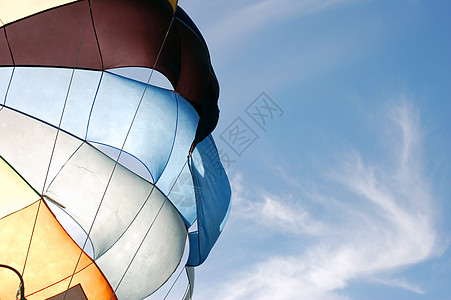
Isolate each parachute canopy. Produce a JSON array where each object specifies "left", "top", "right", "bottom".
[{"left": 0, "top": 0, "right": 231, "bottom": 299}]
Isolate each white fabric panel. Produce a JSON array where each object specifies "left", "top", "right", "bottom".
[
  {"left": 96, "top": 187, "right": 187, "bottom": 300},
  {"left": 46, "top": 200, "right": 95, "bottom": 258},
  {"left": 182, "top": 267, "right": 195, "bottom": 300},
  {"left": 0, "top": 107, "right": 82, "bottom": 193},
  {"left": 46, "top": 143, "right": 160, "bottom": 258},
  {"left": 91, "top": 142, "right": 154, "bottom": 182}
]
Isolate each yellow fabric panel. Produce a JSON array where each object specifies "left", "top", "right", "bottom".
[
  {"left": 0, "top": 0, "right": 177, "bottom": 26},
  {"left": 0, "top": 200, "right": 116, "bottom": 300},
  {"left": 0, "top": 268, "right": 23, "bottom": 299},
  {"left": 0, "top": 0, "right": 79, "bottom": 26},
  {"left": 168, "top": 0, "right": 178, "bottom": 12},
  {"left": 0, "top": 201, "right": 38, "bottom": 298},
  {"left": 0, "top": 201, "right": 39, "bottom": 298},
  {"left": 0, "top": 156, "right": 40, "bottom": 219}
]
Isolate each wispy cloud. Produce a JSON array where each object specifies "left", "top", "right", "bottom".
[
  {"left": 199, "top": 0, "right": 357, "bottom": 68},
  {"left": 370, "top": 276, "right": 425, "bottom": 295},
  {"left": 191, "top": 0, "right": 384, "bottom": 106},
  {"left": 206, "top": 0, "right": 352, "bottom": 46},
  {"left": 231, "top": 182, "right": 326, "bottom": 235},
  {"left": 210, "top": 101, "right": 439, "bottom": 300}
]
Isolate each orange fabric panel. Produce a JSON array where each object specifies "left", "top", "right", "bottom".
[
  {"left": 0, "top": 202, "right": 38, "bottom": 297},
  {"left": 0, "top": 200, "right": 117, "bottom": 300}
]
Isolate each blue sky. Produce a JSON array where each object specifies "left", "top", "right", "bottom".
[{"left": 176, "top": 1, "right": 451, "bottom": 299}]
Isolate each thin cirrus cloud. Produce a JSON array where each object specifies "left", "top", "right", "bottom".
[
  {"left": 232, "top": 174, "right": 326, "bottom": 236},
  {"left": 197, "top": 0, "right": 381, "bottom": 102},
  {"left": 370, "top": 276, "right": 424, "bottom": 295},
  {"left": 203, "top": 0, "right": 355, "bottom": 59},
  {"left": 219, "top": 101, "right": 439, "bottom": 300}
]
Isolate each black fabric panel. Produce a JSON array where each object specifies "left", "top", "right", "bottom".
[{"left": 174, "top": 8, "right": 220, "bottom": 144}]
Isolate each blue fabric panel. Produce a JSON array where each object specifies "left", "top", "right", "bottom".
[
  {"left": 157, "top": 93, "right": 199, "bottom": 225},
  {"left": 87, "top": 72, "right": 177, "bottom": 182},
  {"left": 0, "top": 66, "right": 101, "bottom": 138},
  {"left": 187, "top": 135, "right": 232, "bottom": 266},
  {"left": 187, "top": 232, "right": 200, "bottom": 266},
  {"left": 0, "top": 67, "right": 14, "bottom": 105}
]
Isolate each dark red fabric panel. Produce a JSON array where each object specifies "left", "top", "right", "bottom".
[
  {"left": 174, "top": 20, "right": 210, "bottom": 110},
  {"left": 0, "top": 28, "right": 13, "bottom": 65},
  {"left": 5, "top": 1, "right": 102, "bottom": 69},
  {"left": 91, "top": 0, "right": 176, "bottom": 73}
]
